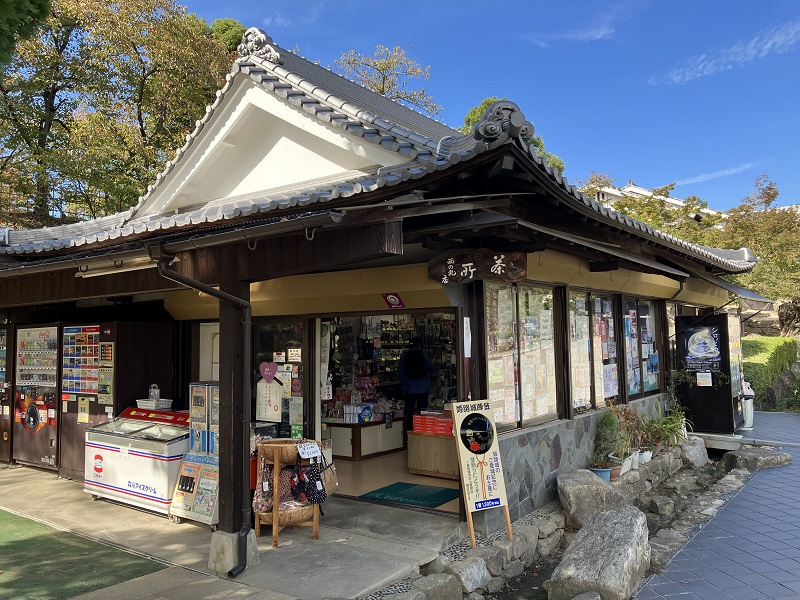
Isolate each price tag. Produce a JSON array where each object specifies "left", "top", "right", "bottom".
[
  {"left": 262, "top": 480, "right": 269, "bottom": 492},
  {"left": 297, "top": 442, "right": 321, "bottom": 459}
]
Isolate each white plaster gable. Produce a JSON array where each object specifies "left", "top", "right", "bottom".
[{"left": 135, "top": 78, "right": 408, "bottom": 218}]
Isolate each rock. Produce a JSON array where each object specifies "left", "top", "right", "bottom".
[
  {"left": 466, "top": 546, "right": 504, "bottom": 577},
  {"left": 571, "top": 593, "right": 601, "bottom": 600},
  {"left": 421, "top": 555, "right": 450, "bottom": 575},
  {"left": 411, "top": 573, "right": 462, "bottom": 600},
  {"left": 444, "top": 557, "right": 492, "bottom": 593},
  {"left": 680, "top": 436, "right": 709, "bottom": 468},
  {"left": 718, "top": 446, "right": 792, "bottom": 474},
  {"left": 501, "top": 559, "right": 524, "bottom": 579},
  {"left": 558, "top": 469, "right": 627, "bottom": 529},
  {"left": 648, "top": 495, "right": 675, "bottom": 516},
  {"left": 492, "top": 535, "right": 526, "bottom": 564},
  {"left": 531, "top": 516, "right": 557, "bottom": 538},
  {"left": 537, "top": 529, "right": 564, "bottom": 557},
  {"left": 485, "top": 576, "right": 506, "bottom": 594},
  {"left": 512, "top": 525, "right": 539, "bottom": 566},
  {"left": 549, "top": 511, "right": 566, "bottom": 530},
  {"left": 465, "top": 593, "right": 484, "bottom": 600},
  {"left": 549, "top": 506, "right": 650, "bottom": 600}
]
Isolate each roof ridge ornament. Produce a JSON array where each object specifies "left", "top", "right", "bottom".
[
  {"left": 237, "top": 27, "right": 283, "bottom": 64},
  {"left": 472, "top": 100, "right": 534, "bottom": 151}
]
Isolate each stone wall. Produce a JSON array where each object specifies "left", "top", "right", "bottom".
[{"left": 472, "top": 394, "right": 668, "bottom": 535}]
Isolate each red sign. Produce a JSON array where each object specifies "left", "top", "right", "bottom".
[
  {"left": 93, "top": 455, "right": 103, "bottom": 473},
  {"left": 381, "top": 293, "right": 405, "bottom": 309},
  {"left": 119, "top": 407, "right": 190, "bottom": 426}
]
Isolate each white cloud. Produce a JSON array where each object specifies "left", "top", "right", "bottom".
[
  {"left": 263, "top": 13, "right": 293, "bottom": 28},
  {"left": 649, "top": 18, "right": 800, "bottom": 85},
  {"left": 523, "top": 4, "right": 629, "bottom": 48},
  {"left": 675, "top": 162, "right": 755, "bottom": 185}
]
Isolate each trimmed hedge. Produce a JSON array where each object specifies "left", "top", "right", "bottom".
[{"left": 742, "top": 336, "right": 798, "bottom": 400}]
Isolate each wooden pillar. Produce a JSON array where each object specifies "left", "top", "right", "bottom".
[{"left": 217, "top": 270, "right": 250, "bottom": 534}]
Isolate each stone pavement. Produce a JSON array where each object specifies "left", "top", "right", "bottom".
[
  {"left": 636, "top": 411, "right": 800, "bottom": 600},
  {"left": 0, "top": 464, "right": 466, "bottom": 600}
]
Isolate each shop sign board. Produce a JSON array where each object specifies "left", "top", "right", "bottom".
[
  {"left": 428, "top": 249, "right": 526, "bottom": 284},
  {"left": 169, "top": 452, "right": 220, "bottom": 526},
  {"left": 452, "top": 399, "right": 513, "bottom": 547}
]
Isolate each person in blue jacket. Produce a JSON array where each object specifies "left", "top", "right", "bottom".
[{"left": 399, "top": 337, "right": 434, "bottom": 431}]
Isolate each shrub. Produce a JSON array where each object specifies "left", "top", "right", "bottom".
[{"left": 742, "top": 336, "right": 798, "bottom": 400}]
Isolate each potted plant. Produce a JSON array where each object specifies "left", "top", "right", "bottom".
[{"left": 587, "top": 450, "right": 613, "bottom": 481}]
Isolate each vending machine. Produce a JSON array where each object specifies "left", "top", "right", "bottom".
[
  {"left": 676, "top": 312, "right": 744, "bottom": 434},
  {"left": 13, "top": 326, "right": 60, "bottom": 468},
  {"left": 0, "top": 327, "right": 12, "bottom": 463},
  {"left": 188, "top": 382, "right": 219, "bottom": 455}
]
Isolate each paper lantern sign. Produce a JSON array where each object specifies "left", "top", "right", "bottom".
[{"left": 259, "top": 362, "right": 279, "bottom": 383}]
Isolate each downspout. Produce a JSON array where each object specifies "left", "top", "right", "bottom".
[{"left": 148, "top": 245, "right": 252, "bottom": 578}]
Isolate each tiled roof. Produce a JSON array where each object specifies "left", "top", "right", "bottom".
[{"left": 0, "top": 29, "right": 756, "bottom": 275}]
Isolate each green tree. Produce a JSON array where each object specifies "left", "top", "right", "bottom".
[
  {"left": 706, "top": 175, "right": 800, "bottom": 301},
  {"left": 577, "top": 173, "right": 722, "bottom": 244},
  {"left": 335, "top": 45, "right": 441, "bottom": 117},
  {"left": 0, "top": 0, "right": 50, "bottom": 65},
  {"left": 459, "top": 96, "right": 565, "bottom": 176},
  {"left": 210, "top": 18, "right": 246, "bottom": 54},
  {"left": 0, "top": 0, "right": 236, "bottom": 224}
]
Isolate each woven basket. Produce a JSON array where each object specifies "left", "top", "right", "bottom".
[
  {"left": 257, "top": 503, "right": 315, "bottom": 527},
  {"left": 258, "top": 439, "right": 321, "bottom": 464}
]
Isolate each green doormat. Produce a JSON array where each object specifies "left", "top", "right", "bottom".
[
  {"left": 0, "top": 508, "right": 165, "bottom": 600},
  {"left": 360, "top": 482, "right": 460, "bottom": 508}
]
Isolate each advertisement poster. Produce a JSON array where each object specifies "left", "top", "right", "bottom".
[
  {"left": 684, "top": 326, "right": 722, "bottom": 372},
  {"left": 452, "top": 400, "right": 508, "bottom": 513},
  {"left": 169, "top": 453, "right": 219, "bottom": 525},
  {"left": 255, "top": 379, "right": 282, "bottom": 423}
]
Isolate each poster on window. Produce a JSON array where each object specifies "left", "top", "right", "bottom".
[
  {"left": 452, "top": 400, "right": 508, "bottom": 513},
  {"left": 684, "top": 326, "right": 721, "bottom": 372}
]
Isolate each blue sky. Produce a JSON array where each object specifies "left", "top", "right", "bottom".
[{"left": 185, "top": 0, "right": 800, "bottom": 211}]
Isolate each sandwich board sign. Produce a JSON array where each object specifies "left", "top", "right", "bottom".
[{"left": 451, "top": 399, "right": 512, "bottom": 547}]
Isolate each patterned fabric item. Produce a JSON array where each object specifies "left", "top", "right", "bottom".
[
  {"left": 253, "top": 461, "right": 293, "bottom": 513},
  {"left": 304, "top": 459, "right": 327, "bottom": 505}
]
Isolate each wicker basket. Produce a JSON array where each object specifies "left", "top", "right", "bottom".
[
  {"left": 257, "top": 503, "right": 315, "bottom": 527},
  {"left": 258, "top": 439, "right": 321, "bottom": 464}
]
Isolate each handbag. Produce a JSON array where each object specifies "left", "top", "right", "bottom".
[
  {"left": 304, "top": 458, "right": 328, "bottom": 505},
  {"left": 320, "top": 453, "right": 338, "bottom": 494},
  {"left": 253, "top": 459, "right": 293, "bottom": 513}
]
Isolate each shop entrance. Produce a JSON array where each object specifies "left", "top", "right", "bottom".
[
  {"left": 319, "top": 312, "right": 460, "bottom": 512},
  {"left": 251, "top": 312, "right": 461, "bottom": 513}
]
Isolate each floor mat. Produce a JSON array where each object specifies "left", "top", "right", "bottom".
[{"left": 359, "top": 482, "right": 460, "bottom": 508}]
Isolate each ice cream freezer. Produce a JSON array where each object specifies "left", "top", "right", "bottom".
[{"left": 84, "top": 407, "right": 190, "bottom": 514}]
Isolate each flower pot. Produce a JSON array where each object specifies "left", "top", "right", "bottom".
[
  {"left": 642, "top": 449, "right": 652, "bottom": 463},
  {"left": 610, "top": 465, "right": 622, "bottom": 481},
  {"left": 588, "top": 467, "right": 612, "bottom": 481},
  {"left": 620, "top": 456, "right": 632, "bottom": 475},
  {"left": 629, "top": 451, "right": 639, "bottom": 470}
]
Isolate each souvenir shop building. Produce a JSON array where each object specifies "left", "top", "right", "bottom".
[{"left": 0, "top": 28, "right": 769, "bottom": 540}]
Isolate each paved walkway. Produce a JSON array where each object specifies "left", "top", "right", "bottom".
[{"left": 637, "top": 411, "right": 800, "bottom": 600}]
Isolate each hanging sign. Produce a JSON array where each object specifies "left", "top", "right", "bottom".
[
  {"left": 256, "top": 379, "right": 282, "bottom": 422},
  {"left": 428, "top": 249, "right": 526, "bottom": 284},
  {"left": 381, "top": 293, "right": 405, "bottom": 309},
  {"left": 452, "top": 399, "right": 512, "bottom": 548}
]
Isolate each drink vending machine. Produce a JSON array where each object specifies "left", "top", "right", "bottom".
[
  {"left": 0, "top": 327, "right": 12, "bottom": 463},
  {"left": 13, "top": 326, "right": 60, "bottom": 468}
]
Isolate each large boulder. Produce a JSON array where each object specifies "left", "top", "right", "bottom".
[
  {"left": 411, "top": 574, "right": 462, "bottom": 600},
  {"left": 444, "top": 557, "right": 491, "bottom": 594},
  {"left": 718, "top": 446, "right": 792, "bottom": 473},
  {"left": 680, "top": 435, "right": 709, "bottom": 468},
  {"left": 548, "top": 506, "right": 650, "bottom": 600},
  {"left": 557, "top": 469, "right": 626, "bottom": 529}
]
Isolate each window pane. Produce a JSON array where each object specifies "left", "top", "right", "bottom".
[
  {"left": 569, "top": 291, "right": 592, "bottom": 412},
  {"left": 518, "top": 285, "right": 556, "bottom": 419},
  {"left": 624, "top": 300, "right": 641, "bottom": 395},
  {"left": 592, "top": 295, "right": 619, "bottom": 407},
  {"left": 639, "top": 301, "right": 660, "bottom": 392},
  {"left": 485, "top": 282, "right": 519, "bottom": 425}
]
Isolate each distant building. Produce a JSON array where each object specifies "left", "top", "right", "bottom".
[{"left": 595, "top": 180, "right": 725, "bottom": 224}]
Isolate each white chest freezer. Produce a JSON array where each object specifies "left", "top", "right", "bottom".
[{"left": 84, "top": 407, "right": 189, "bottom": 514}]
